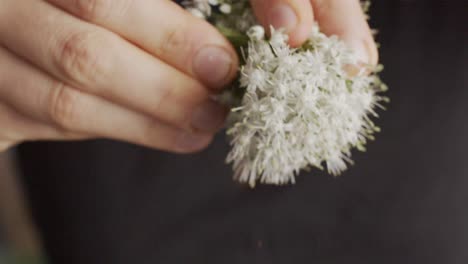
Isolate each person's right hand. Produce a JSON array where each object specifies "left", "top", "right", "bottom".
[{"left": 0, "top": 0, "right": 239, "bottom": 153}]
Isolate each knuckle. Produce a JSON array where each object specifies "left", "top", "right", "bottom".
[
  {"left": 54, "top": 30, "right": 106, "bottom": 88},
  {"left": 74, "top": 0, "right": 134, "bottom": 21},
  {"left": 140, "top": 120, "right": 161, "bottom": 146},
  {"left": 137, "top": 119, "right": 173, "bottom": 151},
  {"left": 150, "top": 86, "right": 191, "bottom": 129},
  {"left": 74, "top": 0, "right": 111, "bottom": 20},
  {"left": 157, "top": 25, "right": 188, "bottom": 57},
  {"left": 152, "top": 86, "right": 174, "bottom": 116},
  {"left": 48, "top": 83, "right": 81, "bottom": 130}
]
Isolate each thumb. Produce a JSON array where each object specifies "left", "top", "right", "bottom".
[
  {"left": 311, "top": 0, "right": 379, "bottom": 65},
  {"left": 250, "top": 0, "right": 314, "bottom": 47}
]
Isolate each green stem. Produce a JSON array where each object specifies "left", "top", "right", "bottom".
[{"left": 216, "top": 25, "right": 249, "bottom": 55}]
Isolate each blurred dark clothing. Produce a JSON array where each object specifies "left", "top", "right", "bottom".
[{"left": 16, "top": 1, "right": 468, "bottom": 263}]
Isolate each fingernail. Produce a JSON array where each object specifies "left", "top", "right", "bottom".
[
  {"left": 191, "top": 100, "right": 227, "bottom": 132},
  {"left": 268, "top": 4, "right": 298, "bottom": 31},
  {"left": 348, "top": 38, "right": 371, "bottom": 64},
  {"left": 193, "top": 46, "right": 233, "bottom": 88},
  {"left": 176, "top": 132, "right": 212, "bottom": 152}
]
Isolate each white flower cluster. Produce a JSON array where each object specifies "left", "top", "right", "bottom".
[
  {"left": 183, "top": 0, "right": 386, "bottom": 187},
  {"left": 227, "top": 25, "right": 384, "bottom": 187}
]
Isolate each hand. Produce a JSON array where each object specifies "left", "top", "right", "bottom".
[
  {"left": 0, "top": 0, "right": 239, "bottom": 153},
  {"left": 0, "top": 0, "right": 377, "bottom": 154},
  {"left": 250, "top": 0, "right": 379, "bottom": 65}
]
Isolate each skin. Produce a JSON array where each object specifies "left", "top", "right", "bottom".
[{"left": 0, "top": 0, "right": 378, "bottom": 153}]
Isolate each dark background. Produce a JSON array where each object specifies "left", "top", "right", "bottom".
[{"left": 15, "top": 0, "right": 468, "bottom": 263}]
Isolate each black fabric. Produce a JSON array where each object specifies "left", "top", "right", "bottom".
[{"left": 16, "top": 1, "right": 468, "bottom": 263}]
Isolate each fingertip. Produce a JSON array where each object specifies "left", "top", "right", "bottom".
[
  {"left": 251, "top": 0, "right": 314, "bottom": 47},
  {"left": 311, "top": 0, "right": 378, "bottom": 65},
  {"left": 343, "top": 35, "right": 379, "bottom": 77},
  {"left": 173, "top": 132, "right": 214, "bottom": 154},
  {"left": 192, "top": 44, "right": 239, "bottom": 90},
  {"left": 202, "top": 22, "right": 240, "bottom": 89},
  {"left": 191, "top": 99, "right": 229, "bottom": 133},
  {"left": 343, "top": 34, "right": 379, "bottom": 66},
  {"left": 287, "top": 0, "right": 315, "bottom": 47},
  {"left": 287, "top": 18, "right": 314, "bottom": 47},
  {"left": 267, "top": 3, "right": 299, "bottom": 32}
]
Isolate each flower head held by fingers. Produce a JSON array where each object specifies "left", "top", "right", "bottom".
[{"left": 183, "top": 0, "right": 388, "bottom": 187}]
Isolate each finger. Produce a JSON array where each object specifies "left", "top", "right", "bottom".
[
  {"left": 0, "top": 102, "right": 88, "bottom": 151},
  {"left": 311, "top": 0, "right": 378, "bottom": 65},
  {"left": 45, "top": 0, "right": 239, "bottom": 89},
  {"left": 0, "top": 0, "right": 226, "bottom": 133},
  {"left": 250, "top": 0, "right": 314, "bottom": 46},
  {"left": 0, "top": 47, "right": 212, "bottom": 153}
]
